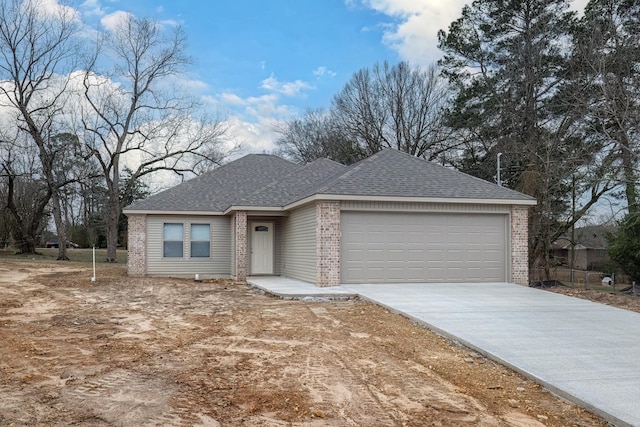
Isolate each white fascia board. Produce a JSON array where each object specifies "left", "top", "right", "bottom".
[
  {"left": 123, "top": 210, "right": 226, "bottom": 216},
  {"left": 243, "top": 211, "right": 290, "bottom": 217},
  {"left": 222, "top": 205, "right": 286, "bottom": 215},
  {"left": 284, "top": 194, "right": 537, "bottom": 210}
]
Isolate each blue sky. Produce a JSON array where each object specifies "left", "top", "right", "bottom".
[{"left": 76, "top": 0, "right": 588, "bottom": 154}]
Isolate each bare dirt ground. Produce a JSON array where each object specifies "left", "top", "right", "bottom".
[
  {"left": 0, "top": 260, "right": 611, "bottom": 426},
  {"left": 545, "top": 285, "right": 640, "bottom": 314}
]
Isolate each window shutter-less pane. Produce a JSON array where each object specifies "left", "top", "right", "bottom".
[
  {"left": 191, "top": 224, "right": 211, "bottom": 258},
  {"left": 164, "top": 223, "right": 183, "bottom": 240},
  {"left": 164, "top": 241, "right": 183, "bottom": 257},
  {"left": 163, "top": 223, "right": 184, "bottom": 257},
  {"left": 191, "top": 224, "right": 210, "bottom": 240},
  {"left": 191, "top": 242, "right": 210, "bottom": 257}
]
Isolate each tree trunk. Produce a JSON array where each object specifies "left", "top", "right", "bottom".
[
  {"left": 621, "top": 134, "right": 638, "bottom": 214},
  {"left": 105, "top": 192, "right": 120, "bottom": 262},
  {"left": 12, "top": 228, "right": 36, "bottom": 254},
  {"left": 50, "top": 191, "right": 69, "bottom": 260},
  {"left": 3, "top": 164, "right": 50, "bottom": 255}
]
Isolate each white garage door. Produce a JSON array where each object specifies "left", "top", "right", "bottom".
[{"left": 341, "top": 212, "right": 507, "bottom": 284}]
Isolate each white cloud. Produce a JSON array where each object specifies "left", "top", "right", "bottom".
[
  {"left": 210, "top": 79, "right": 307, "bottom": 154},
  {"left": 219, "top": 92, "right": 244, "bottom": 105},
  {"left": 358, "top": 0, "right": 592, "bottom": 66},
  {"left": 34, "top": 0, "right": 82, "bottom": 22},
  {"left": 174, "top": 76, "right": 209, "bottom": 93},
  {"left": 100, "top": 10, "right": 132, "bottom": 32},
  {"left": 224, "top": 115, "right": 281, "bottom": 154},
  {"left": 313, "top": 66, "right": 337, "bottom": 78},
  {"left": 159, "top": 19, "right": 180, "bottom": 27},
  {"left": 260, "top": 74, "right": 312, "bottom": 97},
  {"left": 358, "top": 0, "right": 466, "bottom": 66},
  {"left": 79, "top": 0, "right": 105, "bottom": 17},
  {"left": 202, "top": 96, "right": 285, "bottom": 154}
]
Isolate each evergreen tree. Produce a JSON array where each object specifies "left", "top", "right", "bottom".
[
  {"left": 608, "top": 213, "right": 640, "bottom": 283},
  {"left": 438, "top": 0, "right": 612, "bottom": 278},
  {"left": 574, "top": 0, "right": 640, "bottom": 214}
]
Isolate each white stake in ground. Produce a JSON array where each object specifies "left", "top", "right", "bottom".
[{"left": 91, "top": 246, "right": 96, "bottom": 282}]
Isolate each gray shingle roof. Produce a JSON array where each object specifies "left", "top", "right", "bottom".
[
  {"left": 125, "top": 154, "right": 301, "bottom": 212},
  {"left": 238, "top": 158, "right": 346, "bottom": 207},
  {"left": 125, "top": 149, "right": 534, "bottom": 213},
  {"left": 305, "top": 149, "right": 534, "bottom": 201}
]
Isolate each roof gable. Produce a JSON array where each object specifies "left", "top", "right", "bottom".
[{"left": 236, "top": 157, "right": 347, "bottom": 207}]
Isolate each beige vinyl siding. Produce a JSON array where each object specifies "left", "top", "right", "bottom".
[
  {"left": 147, "top": 215, "right": 231, "bottom": 277},
  {"left": 341, "top": 200, "right": 511, "bottom": 213},
  {"left": 281, "top": 204, "right": 316, "bottom": 283},
  {"left": 274, "top": 217, "right": 282, "bottom": 275}
]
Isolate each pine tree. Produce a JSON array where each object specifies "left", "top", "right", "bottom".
[{"left": 438, "top": 0, "right": 612, "bottom": 278}]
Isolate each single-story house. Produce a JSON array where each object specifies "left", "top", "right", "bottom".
[
  {"left": 124, "top": 149, "right": 536, "bottom": 286},
  {"left": 550, "top": 225, "right": 615, "bottom": 271}
]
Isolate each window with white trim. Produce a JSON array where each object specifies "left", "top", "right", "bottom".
[
  {"left": 190, "top": 224, "right": 211, "bottom": 257},
  {"left": 163, "top": 223, "right": 183, "bottom": 257}
]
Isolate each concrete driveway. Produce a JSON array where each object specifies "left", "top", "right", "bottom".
[{"left": 248, "top": 277, "right": 640, "bottom": 426}]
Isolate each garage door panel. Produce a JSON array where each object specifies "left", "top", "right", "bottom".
[
  {"left": 427, "top": 233, "right": 445, "bottom": 244},
  {"left": 407, "top": 250, "right": 426, "bottom": 261},
  {"left": 369, "top": 231, "right": 386, "bottom": 244},
  {"left": 466, "top": 232, "right": 484, "bottom": 244},
  {"left": 447, "top": 233, "right": 464, "bottom": 244},
  {"left": 427, "top": 249, "right": 444, "bottom": 261},
  {"left": 346, "top": 249, "right": 365, "bottom": 261},
  {"left": 466, "top": 250, "right": 484, "bottom": 262},
  {"left": 428, "top": 270, "right": 444, "bottom": 281},
  {"left": 341, "top": 212, "right": 507, "bottom": 284},
  {"left": 387, "top": 250, "right": 405, "bottom": 262}
]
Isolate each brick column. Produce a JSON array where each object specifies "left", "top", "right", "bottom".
[
  {"left": 127, "top": 214, "right": 146, "bottom": 277},
  {"left": 234, "top": 211, "right": 248, "bottom": 282},
  {"left": 316, "top": 201, "right": 340, "bottom": 287},
  {"left": 511, "top": 206, "right": 529, "bottom": 285}
]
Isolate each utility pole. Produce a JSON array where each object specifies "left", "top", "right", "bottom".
[{"left": 497, "top": 152, "right": 502, "bottom": 186}]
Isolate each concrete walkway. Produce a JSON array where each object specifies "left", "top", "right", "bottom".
[{"left": 247, "top": 277, "right": 640, "bottom": 427}]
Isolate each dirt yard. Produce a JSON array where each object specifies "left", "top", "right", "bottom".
[{"left": 0, "top": 259, "right": 611, "bottom": 426}]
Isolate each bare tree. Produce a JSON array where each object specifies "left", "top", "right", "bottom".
[
  {"left": 0, "top": 137, "right": 51, "bottom": 254},
  {"left": 332, "top": 61, "right": 454, "bottom": 160},
  {"left": 81, "top": 15, "right": 231, "bottom": 262},
  {"left": 0, "top": 0, "right": 80, "bottom": 259},
  {"left": 275, "top": 108, "right": 364, "bottom": 165}
]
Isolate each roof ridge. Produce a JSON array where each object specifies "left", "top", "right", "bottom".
[
  {"left": 307, "top": 151, "right": 381, "bottom": 194},
  {"left": 235, "top": 156, "right": 347, "bottom": 206},
  {"left": 236, "top": 160, "right": 309, "bottom": 204}
]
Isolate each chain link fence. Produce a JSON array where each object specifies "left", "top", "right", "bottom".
[{"left": 530, "top": 267, "right": 630, "bottom": 290}]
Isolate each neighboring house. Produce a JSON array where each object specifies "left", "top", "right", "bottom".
[
  {"left": 551, "top": 225, "right": 615, "bottom": 271},
  {"left": 124, "top": 149, "right": 536, "bottom": 286}
]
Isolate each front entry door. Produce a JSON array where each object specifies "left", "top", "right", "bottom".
[{"left": 250, "top": 222, "right": 274, "bottom": 274}]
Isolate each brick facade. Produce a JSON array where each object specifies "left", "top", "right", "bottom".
[
  {"left": 316, "top": 201, "right": 341, "bottom": 286},
  {"left": 234, "top": 211, "right": 248, "bottom": 282},
  {"left": 127, "top": 214, "right": 147, "bottom": 276},
  {"left": 511, "top": 205, "right": 530, "bottom": 285}
]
